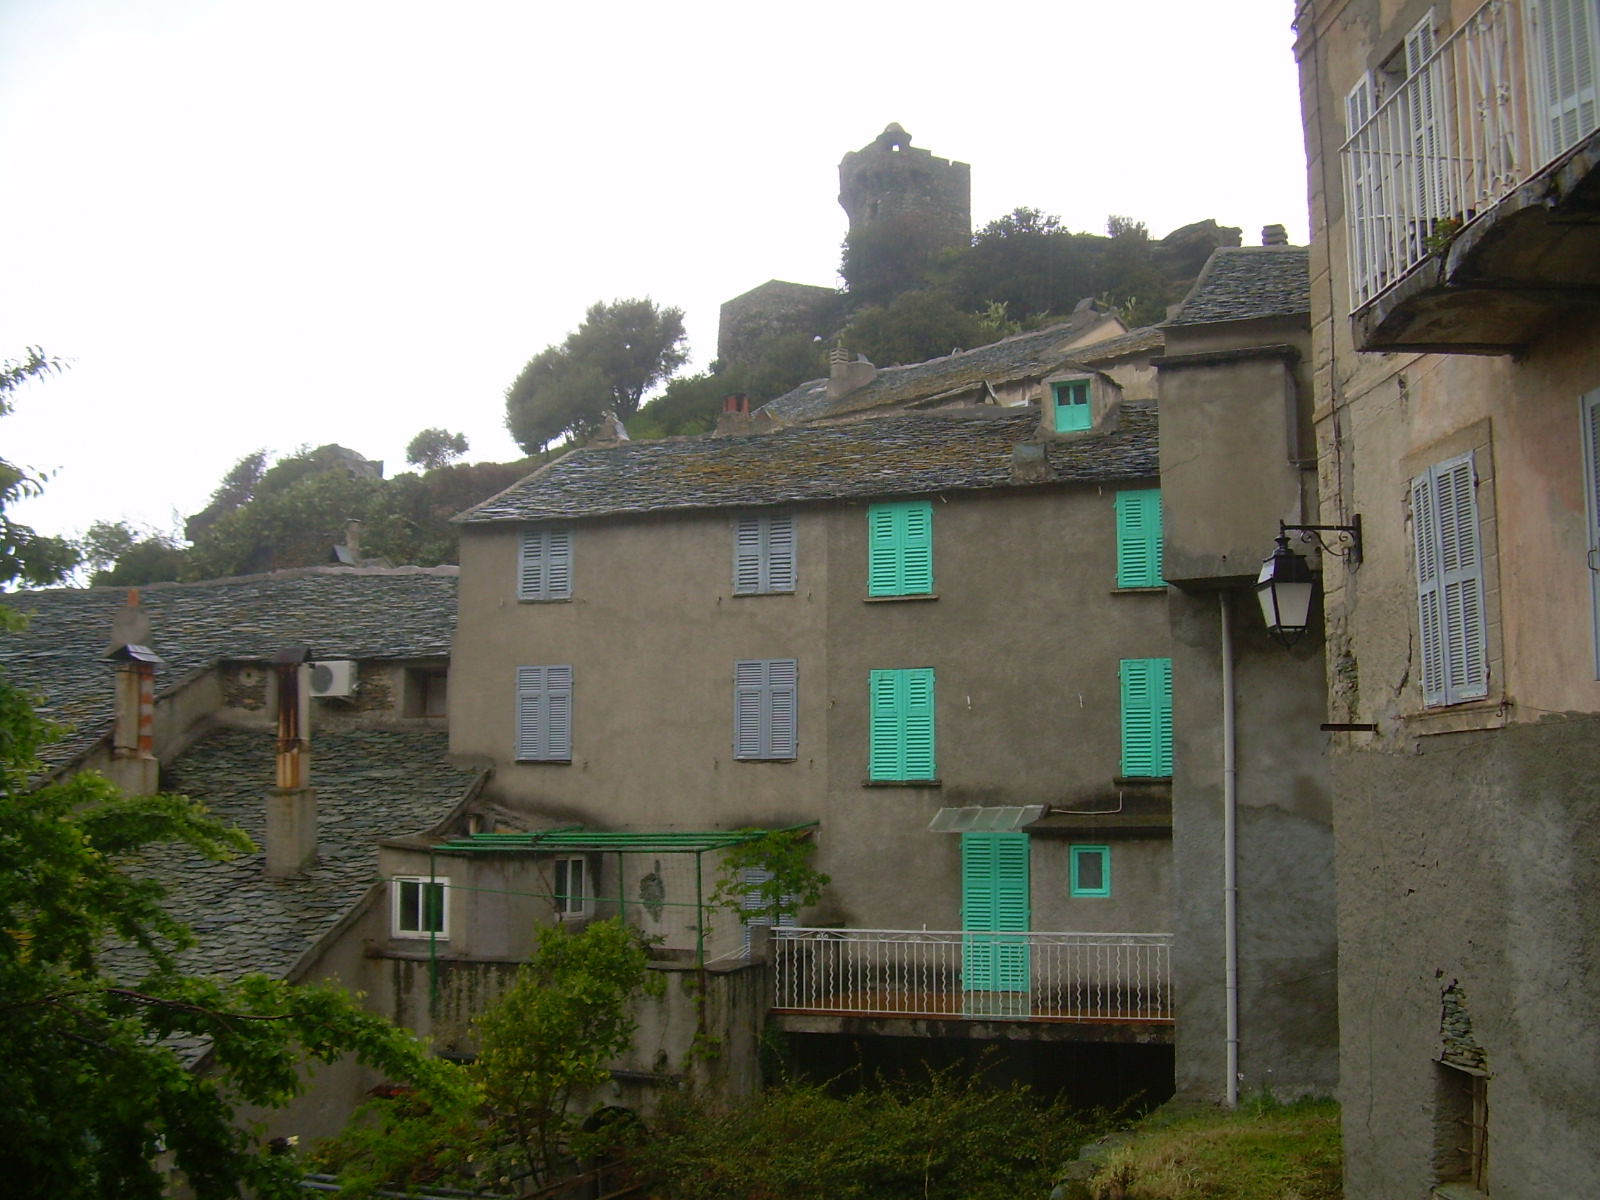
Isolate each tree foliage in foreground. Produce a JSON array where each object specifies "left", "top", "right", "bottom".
[
  {"left": 316, "top": 918, "right": 663, "bottom": 1196},
  {"left": 0, "top": 361, "right": 454, "bottom": 1198},
  {"left": 627, "top": 1073, "right": 1116, "bottom": 1200},
  {"left": 505, "top": 298, "right": 688, "bottom": 453},
  {"left": 0, "top": 348, "right": 80, "bottom": 590}
]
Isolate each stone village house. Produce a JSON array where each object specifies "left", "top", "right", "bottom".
[{"left": 1294, "top": 0, "right": 1600, "bottom": 1195}]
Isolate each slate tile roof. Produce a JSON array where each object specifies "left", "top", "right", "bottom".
[
  {"left": 0, "top": 567, "right": 458, "bottom": 770},
  {"left": 759, "top": 311, "right": 1120, "bottom": 424},
  {"left": 100, "top": 726, "right": 476, "bottom": 1060},
  {"left": 1166, "top": 246, "right": 1311, "bottom": 326},
  {"left": 458, "top": 405, "right": 1159, "bottom": 526}
]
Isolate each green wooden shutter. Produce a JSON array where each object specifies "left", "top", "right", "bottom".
[
  {"left": 869, "top": 669, "right": 903, "bottom": 780},
  {"left": 869, "top": 667, "right": 935, "bottom": 781},
  {"left": 867, "top": 501, "right": 933, "bottom": 596},
  {"left": 1115, "top": 489, "right": 1163, "bottom": 588},
  {"left": 961, "top": 833, "right": 1030, "bottom": 993},
  {"left": 1120, "top": 658, "right": 1173, "bottom": 777}
]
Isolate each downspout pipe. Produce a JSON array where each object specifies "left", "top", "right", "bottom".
[{"left": 1221, "top": 592, "right": 1240, "bottom": 1106}]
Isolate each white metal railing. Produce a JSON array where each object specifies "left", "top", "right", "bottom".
[
  {"left": 771, "top": 927, "right": 1173, "bottom": 1023},
  {"left": 1341, "top": 0, "right": 1600, "bottom": 309}
]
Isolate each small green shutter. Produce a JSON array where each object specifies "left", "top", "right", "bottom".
[
  {"left": 1115, "top": 489, "right": 1164, "bottom": 588},
  {"left": 1053, "top": 379, "right": 1092, "bottom": 432},
  {"left": 1120, "top": 658, "right": 1173, "bottom": 777}
]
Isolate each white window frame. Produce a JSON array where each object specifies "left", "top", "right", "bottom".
[
  {"left": 392, "top": 875, "right": 449, "bottom": 939},
  {"left": 554, "top": 856, "right": 588, "bottom": 917}
]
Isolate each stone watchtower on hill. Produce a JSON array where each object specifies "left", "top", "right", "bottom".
[{"left": 838, "top": 123, "right": 971, "bottom": 252}]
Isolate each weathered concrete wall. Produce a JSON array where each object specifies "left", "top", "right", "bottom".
[
  {"left": 1328, "top": 717, "right": 1600, "bottom": 1198},
  {"left": 1168, "top": 590, "right": 1338, "bottom": 1102}
]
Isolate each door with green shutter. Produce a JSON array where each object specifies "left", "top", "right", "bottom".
[{"left": 961, "top": 832, "right": 1030, "bottom": 999}]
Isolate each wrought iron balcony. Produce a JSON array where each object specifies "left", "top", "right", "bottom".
[
  {"left": 1340, "top": 0, "right": 1600, "bottom": 351},
  {"left": 771, "top": 927, "right": 1173, "bottom": 1024}
]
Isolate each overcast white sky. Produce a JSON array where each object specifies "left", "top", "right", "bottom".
[{"left": 1, "top": 0, "right": 1309, "bottom": 550}]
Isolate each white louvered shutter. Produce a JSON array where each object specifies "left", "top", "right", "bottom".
[
  {"left": 1583, "top": 391, "right": 1600, "bottom": 677},
  {"left": 1536, "top": 0, "right": 1600, "bottom": 158}
]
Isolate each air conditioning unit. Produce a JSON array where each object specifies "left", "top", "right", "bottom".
[{"left": 308, "top": 659, "right": 357, "bottom": 698}]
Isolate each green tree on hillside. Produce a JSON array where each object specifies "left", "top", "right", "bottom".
[
  {"left": 505, "top": 299, "right": 688, "bottom": 453},
  {"left": 0, "top": 348, "right": 79, "bottom": 589},
  {"left": 78, "top": 519, "right": 186, "bottom": 587},
  {"left": 405, "top": 427, "right": 469, "bottom": 471}
]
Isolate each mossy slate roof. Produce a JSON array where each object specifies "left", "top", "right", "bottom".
[
  {"left": 0, "top": 567, "right": 458, "bottom": 769},
  {"left": 759, "top": 316, "right": 1112, "bottom": 424},
  {"left": 101, "top": 727, "right": 476, "bottom": 1059},
  {"left": 459, "top": 405, "right": 1160, "bottom": 526},
  {"left": 1166, "top": 246, "right": 1310, "bottom": 326}
]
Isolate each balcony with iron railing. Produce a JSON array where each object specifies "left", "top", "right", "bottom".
[
  {"left": 770, "top": 927, "right": 1173, "bottom": 1036},
  {"left": 1340, "top": 0, "right": 1600, "bottom": 352}
]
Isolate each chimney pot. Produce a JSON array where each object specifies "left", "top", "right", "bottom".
[{"left": 1262, "top": 224, "right": 1289, "bottom": 246}]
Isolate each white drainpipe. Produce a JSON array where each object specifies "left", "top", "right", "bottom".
[{"left": 1221, "top": 591, "right": 1240, "bottom": 1106}]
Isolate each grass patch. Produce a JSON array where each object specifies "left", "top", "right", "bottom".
[{"left": 1078, "top": 1095, "right": 1341, "bottom": 1200}]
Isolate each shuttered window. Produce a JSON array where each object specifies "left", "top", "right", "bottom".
[
  {"left": 867, "top": 501, "right": 934, "bottom": 596},
  {"left": 1412, "top": 454, "right": 1489, "bottom": 707},
  {"left": 1115, "top": 489, "right": 1164, "bottom": 588},
  {"left": 518, "top": 527, "right": 573, "bottom": 601},
  {"left": 1120, "top": 657, "right": 1173, "bottom": 777},
  {"left": 1069, "top": 845, "right": 1112, "bottom": 897},
  {"left": 515, "top": 665, "right": 573, "bottom": 761},
  {"left": 1583, "top": 392, "right": 1600, "bottom": 677},
  {"left": 733, "top": 512, "right": 796, "bottom": 594},
  {"left": 733, "top": 658, "right": 798, "bottom": 760},
  {"left": 1535, "top": 0, "right": 1600, "bottom": 159},
  {"left": 1053, "top": 379, "right": 1092, "bottom": 432},
  {"left": 960, "top": 832, "right": 1030, "bottom": 992},
  {"left": 869, "top": 667, "right": 936, "bottom": 781}
]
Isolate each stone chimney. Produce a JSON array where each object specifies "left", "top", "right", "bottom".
[
  {"left": 1010, "top": 442, "right": 1052, "bottom": 485},
  {"left": 827, "top": 347, "right": 878, "bottom": 402},
  {"left": 103, "top": 589, "right": 161, "bottom": 796},
  {"left": 266, "top": 646, "right": 317, "bottom": 877},
  {"left": 591, "top": 411, "right": 631, "bottom": 446},
  {"left": 1262, "top": 224, "right": 1289, "bottom": 246}
]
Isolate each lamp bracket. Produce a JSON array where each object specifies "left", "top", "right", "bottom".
[{"left": 1280, "top": 516, "right": 1362, "bottom": 565}]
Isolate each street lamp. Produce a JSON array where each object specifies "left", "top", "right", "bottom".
[{"left": 1255, "top": 518, "right": 1362, "bottom": 648}]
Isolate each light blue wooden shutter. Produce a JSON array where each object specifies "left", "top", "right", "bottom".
[
  {"left": 1583, "top": 391, "right": 1600, "bottom": 677},
  {"left": 734, "top": 516, "right": 764, "bottom": 594},
  {"left": 1115, "top": 489, "right": 1163, "bottom": 588},
  {"left": 767, "top": 513, "right": 796, "bottom": 592},
  {"left": 516, "top": 665, "right": 573, "bottom": 759},
  {"left": 1120, "top": 658, "right": 1173, "bottom": 777},
  {"left": 734, "top": 659, "right": 797, "bottom": 759},
  {"left": 1537, "top": 0, "right": 1600, "bottom": 158},
  {"left": 519, "top": 528, "right": 572, "bottom": 600},
  {"left": 1414, "top": 455, "right": 1487, "bottom": 705}
]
